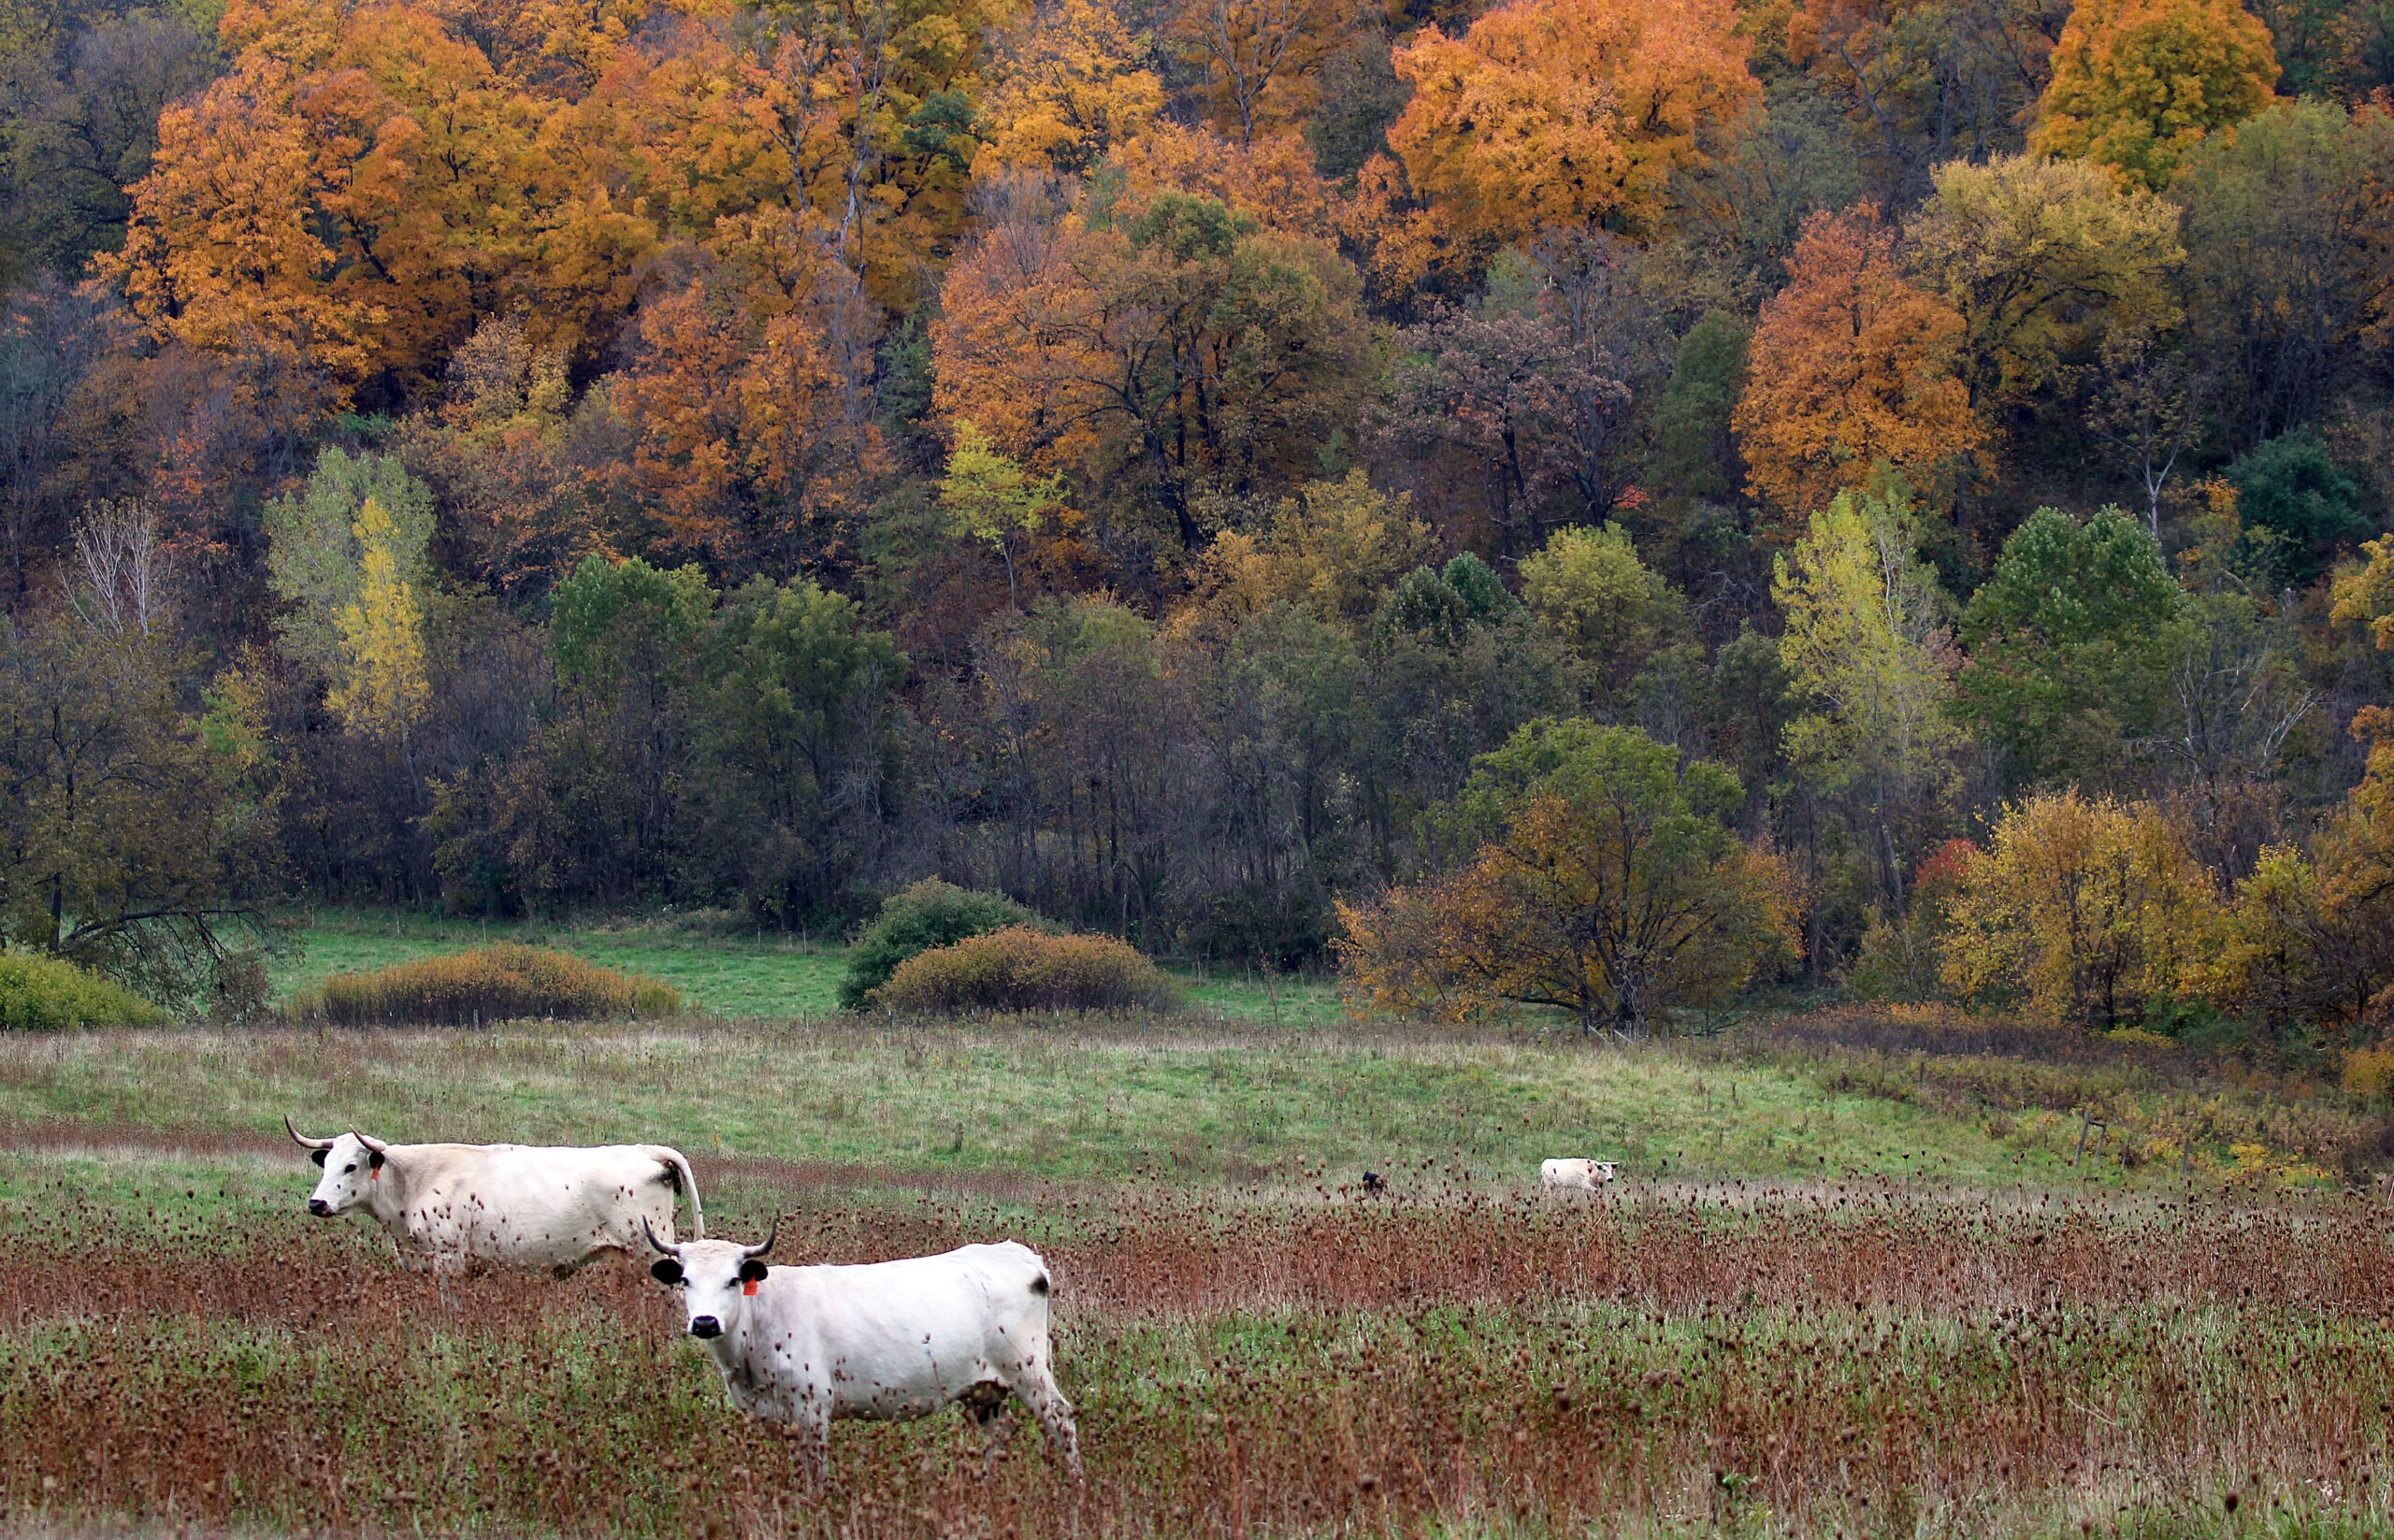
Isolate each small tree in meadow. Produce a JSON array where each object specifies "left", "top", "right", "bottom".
[
  {"left": 1338, "top": 719, "right": 1802, "bottom": 1031},
  {"left": 1940, "top": 790, "right": 2222, "bottom": 1029}
]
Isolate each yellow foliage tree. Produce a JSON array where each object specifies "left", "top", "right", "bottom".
[
  {"left": 1250, "top": 470, "right": 1437, "bottom": 628},
  {"left": 1902, "top": 154, "right": 2185, "bottom": 412},
  {"left": 1518, "top": 523, "right": 1686, "bottom": 697},
  {"left": 1167, "top": 0, "right": 1348, "bottom": 145},
  {"left": 1940, "top": 790, "right": 2223, "bottom": 1028},
  {"left": 2330, "top": 533, "right": 2394, "bottom": 651},
  {"left": 2030, "top": 0, "right": 2279, "bottom": 190},
  {"left": 1385, "top": 0, "right": 1756, "bottom": 263},
  {"left": 326, "top": 497, "right": 431, "bottom": 739},
  {"left": 1773, "top": 482, "right": 1962, "bottom": 905},
  {"left": 2204, "top": 567, "right": 2394, "bottom": 1027},
  {"left": 976, "top": 0, "right": 1165, "bottom": 174}
]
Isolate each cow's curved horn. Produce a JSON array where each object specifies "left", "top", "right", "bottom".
[
  {"left": 285, "top": 1115, "right": 337, "bottom": 1151},
  {"left": 351, "top": 1130, "right": 389, "bottom": 1155},
  {"left": 741, "top": 1216, "right": 780, "bottom": 1260},
  {"left": 642, "top": 1217, "right": 677, "bottom": 1257}
]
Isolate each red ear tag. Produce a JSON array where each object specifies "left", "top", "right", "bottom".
[
  {"left": 369, "top": 1165, "right": 379, "bottom": 1181},
  {"left": 743, "top": 1279, "right": 759, "bottom": 1296}
]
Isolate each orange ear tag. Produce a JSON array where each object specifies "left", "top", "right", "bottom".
[
  {"left": 743, "top": 1279, "right": 759, "bottom": 1296},
  {"left": 369, "top": 1165, "right": 379, "bottom": 1182}
]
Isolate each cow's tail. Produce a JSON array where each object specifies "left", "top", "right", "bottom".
[{"left": 655, "top": 1147, "right": 706, "bottom": 1239}]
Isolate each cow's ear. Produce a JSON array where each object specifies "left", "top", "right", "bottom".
[
  {"left": 738, "top": 1259, "right": 768, "bottom": 1286},
  {"left": 650, "top": 1259, "right": 683, "bottom": 1286},
  {"left": 368, "top": 1151, "right": 384, "bottom": 1173},
  {"left": 310, "top": 1149, "right": 327, "bottom": 1168}
]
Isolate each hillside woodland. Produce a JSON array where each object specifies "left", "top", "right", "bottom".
[{"left": 3, "top": 0, "right": 2394, "bottom": 1038}]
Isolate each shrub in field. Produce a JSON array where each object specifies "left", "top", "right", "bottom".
[
  {"left": 296, "top": 943, "right": 681, "bottom": 1025},
  {"left": 2345, "top": 1045, "right": 2394, "bottom": 1101},
  {"left": 0, "top": 950, "right": 163, "bottom": 1029},
  {"left": 840, "top": 879, "right": 1049, "bottom": 1009},
  {"left": 870, "top": 926, "right": 1176, "bottom": 1013}
]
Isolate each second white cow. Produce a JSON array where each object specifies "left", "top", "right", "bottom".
[
  {"left": 289, "top": 1117, "right": 704, "bottom": 1275},
  {"left": 645, "top": 1220, "right": 1081, "bottom": 1483},
  {"left": 1540, "top": 1157, "right": 1618, "bottom": 1192}
]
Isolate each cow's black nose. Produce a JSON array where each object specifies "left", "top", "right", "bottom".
[
  {"left": 307, "top": 1199, "right": 331, "bottom": 1216},
  {"left": 689, "top": 1317, "right": 721, "bottom": 1339}
]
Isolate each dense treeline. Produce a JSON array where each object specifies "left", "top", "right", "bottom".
[{"left": 2, "top": 0, "right": 2393, "bottom": 1033}]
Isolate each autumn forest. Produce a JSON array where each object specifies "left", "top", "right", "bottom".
[{"left": 4, "top": 0, "right": 2394, "bottom": 1037}]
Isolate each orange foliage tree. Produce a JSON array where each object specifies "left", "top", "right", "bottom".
[
  {"left": 2031, "top": 0, "right": 2279, "bottom": 190},
  {"left": 607, "top": 237, "right": 888, "bottom": 578},
  {"left": 110, "top": 0, "right": 1008, "bottom": 405},
  {"left": 1731, "top": 204, "right": 1979, "bottom": 514},
  {"left": 1110, "top": 122, "right": 1345, "bottom": 239},
  {"left": 1385, "top": 0, "right": 1756, "bottom": 264},
  {"left": 1167, "top": 0, "right": 1350, "bottom": 145},
  {"left": 932, "top": 184, "right": 1376, "bottom": 548}
]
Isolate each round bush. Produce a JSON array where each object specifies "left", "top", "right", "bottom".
[
  {"left": 839, "top": 879, "right": 1049, "bottom": 1010},
  {"left": 294, "top": 943, "right": 682, "bottom": 1026},
  {"left": 0, "top": 951, "right": 164, "bottom": 1029},
  {"left": 870, "top": 926, "right": 1178, "bottom": 1014}
]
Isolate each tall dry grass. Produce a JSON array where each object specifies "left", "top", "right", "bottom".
[{"left": 0, "top": 1183, "right": 2387, "bottom": 1537}]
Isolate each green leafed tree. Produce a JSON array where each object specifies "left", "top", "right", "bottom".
[
  {"left": 2227, "top": 428, "right": 2371, "bottom": 584},
  {"left": 939, "top": 418, "right": 1067, "bottom": 610},
  {"left": 501, "top": 556, "right": 719, "bottom": 909},
  {"left": 692, "top": 578, "right": 906, "bottom": 926},
  {"left": 1519, "top": 523, "right": 1687, "bottom": 707},
  {"left": 1955, "top": 506, "right": 2192, "bottom": 793},
  {"left": 1646, "top": 311, "right": 1751, "bottom": 501},
  {"left": 0, "top": 607, "right": 275, "bottom": 1008},
  {"left": 1773, "top": 479, "right": 1963, "bottom": 909},
  {"left": 263, "top": 450, "right": 435, "bottom": 681}
]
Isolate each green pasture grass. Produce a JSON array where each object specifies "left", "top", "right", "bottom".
[
  {"left": 276, "top": 909, "right": 851, "bottom": 1019},
  {"left": 0, "top": 1018, "right": 2191, "bottom": 1189},
  {"left": 273, "top": 909, "right": 1346, "bottom": 1026}
]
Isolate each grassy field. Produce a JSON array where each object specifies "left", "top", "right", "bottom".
[
  {"left": 0, "top": 979, "right": 2388, "bottom": 1536},
  {"left": 274, "top": 908, "right": 1348, "bottom": 1026},
  {"left": 0, "top": 1016, "right": 2238, "bottom": 1188}
]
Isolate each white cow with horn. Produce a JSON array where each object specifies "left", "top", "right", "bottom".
[
  {"left": 643, "top": 1218, "right": 1082, "bottom": 1483},
  {"left": 1540, "top": 1157, "right": 1618, "bottom": 1192},
  {"left": 287, "top": 1116, "right": 705, "bottom": 1276}
]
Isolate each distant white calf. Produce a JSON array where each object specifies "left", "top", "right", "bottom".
[
  {"left": 1540, "top": 1158, "right": 1618, "bottom": 1192},
  {"left": 288, "top": 1116, "right": 703, "bottom": 1275},
  {"left": 645, "top": 1219, "right": 1081, "bottom": 1483}
]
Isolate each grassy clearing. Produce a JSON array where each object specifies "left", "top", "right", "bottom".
[
  {"left": 272, "top": 909, "right": 1347, "bottom": 1026},
  {"left": 0, "top": 1021, "right": 2126, "bottom": 1188}
]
